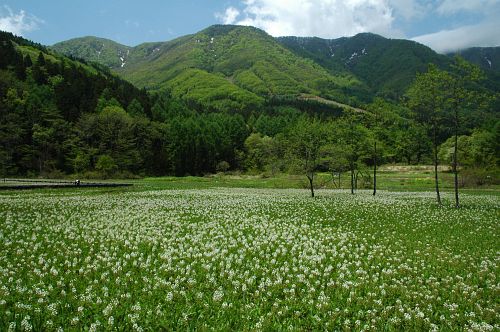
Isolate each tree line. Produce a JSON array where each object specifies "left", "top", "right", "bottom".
[{"left": 1, "top": 32, "right": 498, "bottom": 201}]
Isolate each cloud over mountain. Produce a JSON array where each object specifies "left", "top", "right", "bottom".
[
  {"left": 217, "top": 0, "right": 398, "bottom": 39},
  {"left": 0, "top": 6, "right": 42, "bottom": 36},
  {"left": 413, "top": 19, "right": 500, "bottom": 54},
  {"left": 217, "top": 0, "right": 500, "bottom": 52},
  {"left": 437, "top": 0, "right": 499, "bottom": 15}
]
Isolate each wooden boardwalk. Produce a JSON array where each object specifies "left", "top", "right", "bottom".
[{"left": 0, "top": 179, "right": 132, "bottom": 190}]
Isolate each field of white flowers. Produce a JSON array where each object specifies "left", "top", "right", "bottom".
[{"left": 0, "top": 188, "right": 498, "bottom": 331}]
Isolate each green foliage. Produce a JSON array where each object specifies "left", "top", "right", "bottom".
[
  {"left": 1, "top": 186, "right": 499, "bottom": 330},
  {"left": 215, "top": 160, "right": 230, "bottom": 173},
  {"left": 96, "top": 91, "right": 122, "bottom": 112},
  {"left": 54, "top": 25, "right": 362, "bottom": 111},
  {"left": 0, "top": 32, "right": 152, "bottom": 177},
  {"left": 253, "top": 107, "right": 302, "bottom": 137},
  {"left": 233, "top": 70, "right": 269, "bottom": 95},
  {"left": 286, "top": 117, "right": 328, "bottom": 196},
  {"left": 439, "top": 130, "right": 498, "bottom": 169},
  {"left": 126, "top": 98, "right": 145, "bottom": 116},
  {"left": 278, "top": 33, "right": 451, "bottom": 100},
  {"left": 407, "top": 65, "right": 449, "bottom": 135},
  {"left": 244, "top": 133, "right": 275, "bottom": 173},
  {"left": 335, "top": 114, "right": 372, "bottom": 167},
  {"left": 452, "top": 47, "right": 500, "bottom": 75},
  {"left": 72, "top": 152, "right": 90, "bottom": 174},
  {"left": 95, "top": 154, "right": 117, "bottom": 178},
  {"left": 166, "top": 68, "right": 263, "bottom": 112},
  {"left": 1, "top": 27, "right": 499, "bottom": 182},
  {"left": 52, "top": 36, "right": 131, "bottom": 68}
]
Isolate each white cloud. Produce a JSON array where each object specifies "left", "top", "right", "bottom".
[
  {"left": 412, "top": 19, "right": 500, "bottom": 53},
  {"left": 217, "top": 7, "right": 241, "bottom": 24},
  {"left": 217, "top": 0, "right": 400, "bottom": 39},
  {"left": 437, "top": 0, "right": 500, "bottom": 15},
  {"left": 0, "top": 6, "right": 43, "bottom": 36},
  {"left": 388, "top": 0, "right": 427, "bottom": 20}
]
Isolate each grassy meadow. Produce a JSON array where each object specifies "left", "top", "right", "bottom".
[{"left": 0, "top": 172, "right": 499, "bottom": 331}]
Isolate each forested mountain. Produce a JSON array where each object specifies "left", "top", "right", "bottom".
[
  {"left": 0, "top": 30, "right": 159, "bottom": 176},
  {"left": 53, "top": 25, "right": 369, "bottom": 110},
  {"left": 52, "top": 36, "right": 132, "bottom": 69},
  {"left": 55, "top": 26, "right": 484, "bottom": 104},
  {"left": 451, "top": 47, "right": 500, "bottom": 74},
  {"left": 449, "top": 47, "right": 500, "bottom": 91},
  {"left": 4, "top": 30, "right": 330, "bottom": 177},
  {"left": 277, "top": 33, "right": 451, "bottom": 99},
  {"left": 2, "top": 27, "right": 499, "bottom": 183}
]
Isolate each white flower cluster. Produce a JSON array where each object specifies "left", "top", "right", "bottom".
[{"left": 0, "top": 188, "right": 498, "bottom": 330}]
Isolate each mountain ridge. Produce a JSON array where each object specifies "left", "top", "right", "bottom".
[
  {"left": 56, "top": 25, "right": 367, "bottom": 111},
  {"left": 51, "top": 25, "right": 500, "bottom": 109},
  {"left": 449, "top": 47, "right": 500, "bottom": 74},
  {"left": 276, "top": 33, "right": 452, "bottom": 99}
]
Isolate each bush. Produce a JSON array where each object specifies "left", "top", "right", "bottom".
[
  {"left": 460, "top": 168, "right": 500, "bottom": 187},
  {"left": 43, "top": 169, "right": 66, "bottom": 179},
  {"left": 81, "top": 171, "right": 102, "bottom": 180},
  {"left": 95, "top": 155, "right": 117, "bottom": 179},
  {"left": 216, "top": 161, "right": 230, "bottom": 173}
]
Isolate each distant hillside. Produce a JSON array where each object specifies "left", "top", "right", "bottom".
[
  {"left": 53, "top": 36, "right": 131, "bottom": 69},
  {"left": 0, "top": 30, "right": 155, "bottom": 176},
  {"left": 450, "top": 47, "right": 500, "bottom": 74},
  {"left": 277, "top": 33, "right": 451, "bottom": 99},
  {"left": 1, "top": 31, "right": 149, "bottom": 120},
  {"left": 52, "top": 25, "right": 500, "bottom": 108},
  {"left": 3, "top": 29, "right": 498, "bottom": 179},
  {"left": 52, "top": 25, "right": 369, "bottom": 111}
]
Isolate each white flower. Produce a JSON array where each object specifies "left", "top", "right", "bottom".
[{"left": 213, "top": 289, "right": 224, "bottom": 302}]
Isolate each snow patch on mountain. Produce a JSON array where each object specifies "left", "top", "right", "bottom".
[
  {"left": 485, "top": 57, "right": 492, "bottom": 68},
  {"left": 329, "top": 46, "right": 335, "bottom": 57},
  {"left": 346, "top": 48, "right": 368, "bottom": 64}
]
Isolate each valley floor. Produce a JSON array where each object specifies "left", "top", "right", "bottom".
[{"left": 0, "top": 180, "right": 498, "bottom": 330}]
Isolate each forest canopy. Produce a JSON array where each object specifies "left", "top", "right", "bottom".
[{"left": 0, "top": 30, "right": 498, "bottom": 186}]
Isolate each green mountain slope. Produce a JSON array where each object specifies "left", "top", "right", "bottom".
[
  {"left": 52, "top": 25, "right": 367, "bottom": 111},
  {"left": 0, "top": 30, "right": 157, "bottom": 176},
  {"left": 52, "top": 36, "right": 132, "bottom": 69},
  {"left": 277, "top": 33, "right": 451, "bottom": 99},
  {"left": 451, "top": 47, "right": 500, "bottom": 74},
  {"left": 52, "top": 25, "right": 499, "bottom": 108}
]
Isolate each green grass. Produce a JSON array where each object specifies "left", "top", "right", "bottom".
[
  {"left": 130, "top": 169, "right": 498, "bottom": 193},
  {"left": 4, "top": 167, "right": 498, "bottom": 194},
  {"left": 0, "top": 177, "right": 498, "bottom": 330},
  {"left": 2, "top": 168, "right": 498, "bottom": 195}
]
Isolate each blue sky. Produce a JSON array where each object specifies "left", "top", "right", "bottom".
[{"left": 1, "top": 0, "right": 499, "bottom": 53}]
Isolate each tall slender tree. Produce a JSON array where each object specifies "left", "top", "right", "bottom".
[
  {"left": 407, "top": 65, "right": 447, "bottom": 205},
  {"left": 288, "top": 117, "right": 325, "bottom": 197},
  {"left": 367, "top": 99, "right": 389, "bottom": 195},
  {"left": 445, "top": 57, "right": 485, "bottom": 208},
  {"left": 336, "top": 113, "right": 370, "bottom": 195}
]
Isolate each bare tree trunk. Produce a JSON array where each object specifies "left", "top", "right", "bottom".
[
  {"left": 307, "top": 174, "right": 314, "bottom": 198},
  {"left": 433, "top": 127, "right": 441, "bottom": 205},
  {"left": 332, "top": 172, "right": 340, "bottom": 188},
  {"left": 453, "top": 111, "right": 459, "bottom": 208},
  {"left": 350, "top": 167, "right": 354, "bottom": 195},
  {"left": 373, "top": 141, "right": 377, "bottom": 196}
]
